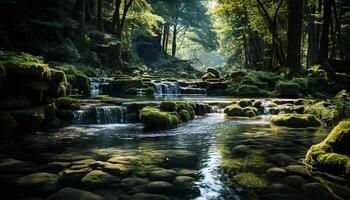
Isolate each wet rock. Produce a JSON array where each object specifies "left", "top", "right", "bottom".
[
  {"left": 173, "top": 168, "right": 197, "bottom": 177},
  {"left": 270, "top": 114, "right": 321, "bottom": 128},
  {"left": 232, "top": 145, "right": 251, "bottom": 156},
  {"left": 147, "top": 181, "right": 174, "bottom": 194},
  {"left": 131, "top": 193, "right": 170, "bottom": 200},
  {"left": 121, "top": 178, "right": 148, "bottom": 190},
  {"left": 72, "top": 159, "right": 97, "bottom": 166},
  {"left": 284, "top": 165, "right": 308, "bottom": 176},
  {"left": 233, "top": 173, "right": 267, "bottom": 190},
  {"left": 238, "top": 139, "right": 260, "bottom": 145},
  {"left": 81, "top": 170, "right": 119, "bottom": 188},
  {"left": 0, "top": 158, "right": 37, "bottom": 174},
  {"left": 15, "top": 172, "right": 59, "bottom": 196},
  {"left": 146, "top": 150, "right": 199, "bottom": 169},
  {"left": 71, "top": 164, "right": 90, "bottom": 170},
  {"left": 173, "top": 176, "right": 195, "bottom": 191},
  {"left": 268, "top": 153, "right": 295, "bottom": 166},
  {"left": 48, "top": 188, "right": 105, "bottom": 200},
  {"left": 301, "top": 182, "right": 334, "bottom": 200},
  {"left": 59, "top": 168, "right": 92, "bottom": 183},
  {"left": 94, "top": 189, "right": 120, "bottom": 200},
  {"left": 260, "top": 193, "right": 295, "bottom": 200},
  {"left": 266, "top": 167, "right": 287, "bottom": 180},
  {"left": 148, "top": 169, "right": 176, "bottom": 181},
  {"left": 283, "top": 175, "right": 306, "bottom": 188},
  {"left": 221, "top": 159, "right": 243, "bottom": 172},
  {"left": 102, "top": 163, "right": 131, "bottom": 176},
  {"left": 268, "top": 183, "right": 298, "bottom": 194},
  {"left": 108, "top": 155, "right": 139, "bottom": 165},
  {"left": 46, "top": 162, "right": 71, "bottom": 173}
]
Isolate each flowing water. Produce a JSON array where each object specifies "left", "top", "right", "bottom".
[{"left": 1, "top": 99, "right": 350, "bottom": 200}]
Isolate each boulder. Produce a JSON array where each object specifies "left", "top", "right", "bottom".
[
  {"left": 15, "top": 173, "right": 59, "bottom": 196},
  {"left": 206, "top": 67, "right": 220, "bottom": 78},
  {"left": 232, "top": 172, "right": 267, "bottom": 190},
  {"left": 139, "top": 107, "right": 180, "bottom": 130},
  {"left": 148, "top": 169, "right": 177, "bottom": 181},
  {"left": 147, "top": 181, "right": 174, "bottom": 194},
  {"left": 48, "top": 188, "right": 105, "bottom": 200},
  {"left": 131, "top": 193, "right": 170, "bottom": 200},
  {"left": 276, "top": 82, "right": 300, "bottom": 98},
  {"left": 201, "top": 72, "right": 216, "bottom": 81},
  {"left": 224, "top": 105, "right": 258, "bottom": 117},
  {"left": 271, "top": 114, "right": 321, "bottom": 128},
  {"left": 173, "top": 176, "right": 195, "bottom": 191},
  {"left": 81, "top": 170, "right": 119, "bottom": 188},
  {"left": 237, "top": 84, "right": 268, "bottom": 97},
  {"left": 108, "top": 79, "right": 142, "bottom": 95}
]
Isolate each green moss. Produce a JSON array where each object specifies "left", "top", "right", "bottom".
[
  {"left": 179, "top": 110, "right": 191, "bottom": 122},
  {"left": 145, "top": 87, "right": 155, "bottom": 95},
  {"left": 271, "top": 114, "right": 321, "bottom": 128},
  {"left": 55, "top": 97, "right": 81, "bottom": 110},
  {"left": 0, "top": 112, "right": 17, "bottom": 137},
  {"left": 233, "top": 172, "right": 267, "bottom": 190},
  {"left": 240, "top": 75, "right": 268, "bottom": 89},
  {"left": 207, "top": 67, "right": 220, "bottom": 78},
  {"left": 334, "top": 90, "right": 350, "bottom": 120},
  {"left": 225, "top": 105, "right": 258, "bottom": 117},
  {"left": 305, "top": 102, "right": 338, "bottom": 126},
  {"left": 201, "top": 72, "right": 216, "bottom": 81},
  {"left": 237, "top": 85, "right": 269, "bottom": 97},
  {"left": 139, "top": 107, "right": 180, "bottom": 131},
  {"left": 92, "top": 95, "right": 113, "bottom": 101},
  {"left": 160, "top": 101, "right": 177, "bottom": 112},
  {"left": 276, "top": 82, "right": 300, "bottom": 98},
  {"left": 238, "top": 99, "right": 253, "bottom": 108},
  {"left": 228, "top": 71, "right": 247, "bottom": 82},
  {"left": 176, "top": 102, "right": 195, "bottom": 120},
  {"left": 109, "top": 79, "right": 143, "bottom": 95}
]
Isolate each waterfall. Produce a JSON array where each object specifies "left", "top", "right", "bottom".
[
  {"left": 209, "top": 105, "right": 224, "bottom": 113},
  {"left": 74, "top": 106, "right": 127, "bottom": 124},
  {"left": 151, "top": 80, "right": 179, "bottom": 95},
  {"left": 90, "top": 78, "right": 101, "bottom": 96}
]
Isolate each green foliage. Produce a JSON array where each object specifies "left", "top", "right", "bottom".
[
  {"left": 334, "top": 90, "right": 350, "bottom": 120},
  {"left": 271, "top": 114, "right": 321, "bottom": 128},
  {"left": 305, "top": 102, "right": 338, "bottom": 126}
]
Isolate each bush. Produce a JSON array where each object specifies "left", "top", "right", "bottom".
[
  {"left": 229, "top": 71, "right": 247, "bottom": 82},
  {"left": 139, "top": 107, "right": 180, "bottom": 130},
  {"left": 237, "top": 85, "right": 269, "bottom": 97},
  {"left": 276, "top": 82, "right": 300, "bottom": 98},
  {"left": 271, "top": 114, "right": 321, "bottom": 128}
]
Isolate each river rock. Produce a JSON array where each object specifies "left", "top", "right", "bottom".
[
  {"left": 102, "top": 163, "right": 131, "bottom": 176},
  {"left": 266, "top": 167, "right": 287, "bottom": 180},
  {"left": 0, "top": 158, "right": 37, "bottom": 174},
  {"left": 48, "top": 188, "right": 105, "bottom": 200},
  {"left": 46, "top": 162, "right": 71, "bottom": 173},
  {"left": 284, "top": 164, "right": 308, "bottom": 176},
  {"left": 160, "top": 150, "right": 199, "bottom": 168},
  {"left": 81, "top": 170, "right": 119, "bottom": 188},
  {"left": 233, "top": 173, "right": 267, "bottom": 190},
  {"left": 268, "top": 183, "right": 298, "bottom": 194},
  {"left": 120, "top": 178, "right": 148, "bottom": 190},
  {"left": 173, "top": 168, "right": 197, "bottom": 177},
  {"left": 131, "top": 193, "right": 170, "bottom": 200},
  {"left": 147, "top": 181, "right": 174, "bottom": 194},
  {"left": 59, "top": 167, "right": 92, "bottom": 183},
  {"left": 173, "top": 176, "right": 195, "bottom": 191},
  {"left": 108, "top": 155, "right": 140, "bottom": 165},
  {"left": 232, "top": 145, "right": 251, "bottom": 156},
  {"left": 268, "top": 153, "right": 295, "bottom": 166},
  {"left": 15, "top": 172, "right": 59, "bottom": 196},
  {"left": 148, "top": 169, "right": 176, "bottom": 181},
  {"left": 283, "top": 175, "right": 306, "bottom": 188},
  {"left": 301, "top": 182, "right": 334, "bottom": 200}
]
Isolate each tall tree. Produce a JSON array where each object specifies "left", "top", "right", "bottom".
[
  {"left": 318, "top": 0, "right": 332, "bottom": 62},
  {"left": 287, "top": 0, "right": 303, "bottom": 72},
  {"left": 112, "top": 0, "right": 134, "bottom": 69},
  {"left": 97, "top": 0, "right": 103, "bottom": 31}
]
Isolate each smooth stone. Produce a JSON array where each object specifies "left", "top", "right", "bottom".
[
  {"left": 301, "top": 182, "right": 334, "bottom": 200},
  {"left": 260, "top": 193, "right": 295, "bottom": 200},
  {"left": 268, "top": 153, "right": 295, "bottom": 166},
  {"left": 131, "top": 193, "right": 170, "bottom": 200},
  {"left": 238, "top": 139, "right": 260, "bottom": 145},
  {"left": 59, "top": 168, "right": 92, "bottom": 183},
  {"left": 284, "top": 164, "right": 308, "bottom": 176},
  {"left": 108, "top": 155, "right": 139, "bottom": 165},
  {"left": 173, "top": 168, "right": 197, "bottom": 177},
  {"left": 81, "top": 170, "right": 119, "bottom": 188},
  {"left": 147, "top": 181, "right": 174, "bottom": 193},
  {"left": 283, "top": 175, "right": 306, "bottom": 188},
  {"left": 94, "top": 189, "right": 120, "bottom": 200},
  {"left": 0, "top": 158, "right": 37, "bottom": 174},
  {"left": 46, "top": 162, "right": 71, "bottom": 172},
  {"left": 15, "top": 172, "right": 59, "bottom": 196},
  {"left": 266, "top": 167, "right": 287, "bottom": 180},
  {"left": 71, "top": 164, "right": 90, "bottom": 170},
  {"left": 233, "top": 173, "right": 267, "bottom": 190},
  {"left": 148, "top": 169, "right": 176, "bottom": 181},
  {"left": 268, "top": 183, "right": 298, "bottom": 194},
  {"left": 103, "top": 163, "right": 131, "bottom": 176},
  {"left": 173, "top": 176, "right": 195, "bottom": 191},
  {"left": 120, "top": 178, "right": 148, "bottom": 190},
  {"left": 72, "top": 159, "right": 97, "bottom": 166},
  {"left": 48, "top": 188, "right": 105, "bottom": 200},
  {"left": 232, "top": 145, "right": 251, "bottom": 156}
]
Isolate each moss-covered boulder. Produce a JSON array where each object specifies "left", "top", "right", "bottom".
[
  {"left": 305, "top": 120, "right": 350, "bottom": 177},
  {"left": 0, "top": 51, "right": 68, "bottom": 108},
  {"left": 228, "top": 71, "right": 247, "bottom": 82},
  {"left": 55, "top": 97, "right": 81, "bottom": 110},
  {"left": 139, "top": 107, "right": 180, "bottom": 130},
  {"left": 271, "top": 114, "right": 321, "bottom": 128},
  {"left": 238, "top": 99, "right": 253, "bottom": 107},
  {"left": 108, "top": 79, "right": 143, "bottom": 95},
  {"left": 207, "top": 82, "right": 228, "bottom": 96},
  {"left": 224, "top": 105, "right": 258, "bottom": 117},
  {"left": 207, "top": 67, "right": 220, "bottom": 78},
  {"left": 15, "top": 172, "right": 59, "bottom": 197},
  {"left": 160, "top": 101, "right": 177, "bottom": 112},
  {"left": 201, "top": 72, "right": 216, "bottom": 81},
  {"left": 0, "top": 112, "right": 17, "bottom": 137},
  {"left": 145, "top": 87, "right": 155, "bottom": 96},
  {"left": 237, "top": 85, "right": 269, "bottom": 97},
  {"left": 276, "top": 82, "right": 300, "bottom": 98}
]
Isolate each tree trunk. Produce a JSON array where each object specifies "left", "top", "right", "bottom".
[
  {"left": 78, "top": 0, "right": 86, "bottom": 31},
  {"left": 318, "top": 0, "right": 332, "bottom": 62},
  {"left": 162, "top": 23, "right": 169, "bottom": 53},
  {"left": 306, "top": 3, "right": 317, "bottom": 67},
  {"left": 172, "top": 23, "right": 177, "bottom": 56},
  {"left": 97, "top": 0, "right": 103, "bottom": 31},
  {"left": 287, "top": 0, "right": 303, "bottom": 72}
]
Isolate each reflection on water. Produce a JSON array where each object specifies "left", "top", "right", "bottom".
[{"left": 1, "top": 113, "right": 350, "bottom": 200}]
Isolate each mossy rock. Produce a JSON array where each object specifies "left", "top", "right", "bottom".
[
  {"left": 15, "top": 172, "right": 59, "bottom": 197},
  {"left": 228, "top": 71, "right": 247, "bottom": 82},
  {"left": 0, "top": 112, "right": 17, "bottom": 137},
  {"left": 145, "top": 87, "right": 155, "bottom": 95},
  {"left": 206, "top": 67, "right": 220, "bottom": 78},
  {"left": 271, "top": 114, "right": 321, "bottom": 128},
  {"left": 160, "top": 101, "right": 177, "bottom": 112},
  {"left": 224, "top": 105, "right": 258, "bottom": 117},
  {"left": 126, "top": 87, "right": 138, "bottom": 95},
  {"left": 55, "top": 97, "right": 81, "bottom": 110},
  {"left": 232, "top": 172, "right": 267, "bottom": 190},
  {"left": 237, "top": 85, "right": 269, "bottom": 97},
  {"left": 276, "top": 82, "right": 300, "bottom": 98},
  {"left": 178, "top": 110, "right": 191, "bottom": 122},
  {"left": 238, "top": 99, "right": 253, "bottom": 107},
  {"left": 109, "top": 79, "right": 143, "bottom": 95},
  {"left": 305, "top": 120, "right": 350, "bottom": 177},
  {"left": 201, "top": 72, "right": 216, "bottom": 81},
  {"left": 139, "top": 107, "right": 180, "bottom": 131}
]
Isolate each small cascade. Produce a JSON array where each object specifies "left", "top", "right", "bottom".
[
  {"left": 151, "top": 80, "right": 180, "bottom": 95},
  {"left": 74, "top": 105, "right": 127, "bottom": 124},
  {"left": 90, "top": 77, "right": 113, "bottom": 96},
  {"left": 179, "top": 86, "right": 207, "bottom": 95},
  {"left": 209, "top": 105, "right": 224, "bottom": 113}
]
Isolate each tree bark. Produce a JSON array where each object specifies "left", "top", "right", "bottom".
[
  {"left": 287, "top": 0, "right": 303, "bottom": 72},
  {"left": 318, "top": 0, "right": 332, "bottom": 62},
  {"left": 97, "top": 0, "right": 103, "bottom": 31},
  {"left": 172, "top": 22, "right": 177, "bottom": 56},
  {"left": 306, "top": 3, "right": 317, "bottom": 67}
]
